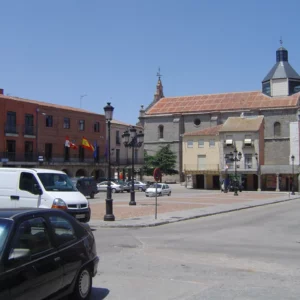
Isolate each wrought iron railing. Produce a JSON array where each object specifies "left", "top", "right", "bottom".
[{"left": 0, "top": 152, "right": 144, "bottom": 165}]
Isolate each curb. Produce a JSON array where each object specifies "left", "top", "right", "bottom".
[{"left": 89, "top": 196, "right": 299, "bottom": 229}]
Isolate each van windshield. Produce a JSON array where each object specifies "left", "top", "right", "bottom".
[{"left": 38, "top": 173, "right": 77, "bottom": 192}]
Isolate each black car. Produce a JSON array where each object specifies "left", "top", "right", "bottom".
[
  {"left": 0, "top": 208, "right": 99, "bottom": 300},
  {"left": 72, "top": 177, "right": 99, "bottom": 199}
]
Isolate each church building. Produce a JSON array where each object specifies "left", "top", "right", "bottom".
[{"left": 139, "top": 45, "right": 300, "bottom": 191}]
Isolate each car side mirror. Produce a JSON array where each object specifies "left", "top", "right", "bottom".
[
  {"left": 8, "top": 248, "right": 31, "bottom": 261},
  {"left": 33, "top": 184, "right": 43, "bottom": 195}
]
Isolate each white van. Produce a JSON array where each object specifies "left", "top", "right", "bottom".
[{"left": 0, "top": 168, "right": 90, "bottom": 222}]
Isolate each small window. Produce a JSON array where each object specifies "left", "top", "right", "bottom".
[
  {"left": 116, "top": 130, "right": 120, "bottom": 144},
  {"left": 274, "top": 122, "right": 281, "bottom": 137},
  {"left": 209, "top": 139, "right": 215, "bottom": 147},
  {"left": 45, "top": 115, "right": 53, "bottom": 127},
  {"left": 198, "top": 140, "right": 204, "bottom": 148},
  {"left": 244, "top": 154, "right": 252, "bottom": 169},
  {"left": 79, "top": 120, "right": 85, "bottom": 131},
  {"left": 194, "top": 118, "right": 201, "bottom": 126},
  {"left": 158, "top": 125, "right": 164, "bottom": 139},
  {"left": 49, "top": 216, "right": 76, "bottom": 246},
  {"left": 64, "top": 118, "right": 70, "bottom": 129},
  {"left": 187, "top": 141, "right": 193, "bottom": 148},
  {"left": 94, "top": 122, "right": 100, "bottom": 132}
]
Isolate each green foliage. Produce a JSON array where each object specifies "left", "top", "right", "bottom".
[{"left": 143, "top": 145, "right": 178, "bottom": 176}]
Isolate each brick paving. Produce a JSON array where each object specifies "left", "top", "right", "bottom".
[{"left": 90, "top": 191, "right": 284, "bottom": 221}]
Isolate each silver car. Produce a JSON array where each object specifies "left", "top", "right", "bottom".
[
  {"left": 97, "top": 181, "right": 124, "bottom": 193},
  {"left": 145, "top": 183, "right": 171, "bottom": 197}
]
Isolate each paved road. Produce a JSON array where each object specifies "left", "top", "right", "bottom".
[{"left": 90, "top": 200, "right": 300, "bottom": 300}]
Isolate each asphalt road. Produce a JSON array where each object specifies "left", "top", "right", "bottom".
[{"left": 90, "top": 200, "right": 300, "bottom": 300}]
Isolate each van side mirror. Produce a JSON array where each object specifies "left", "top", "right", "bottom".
[{"left": 33, "top": 184, "right": 43, "bottom": 195}]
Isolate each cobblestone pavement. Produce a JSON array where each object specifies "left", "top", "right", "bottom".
[{"left": 88, "top": 185, "right": 299, "bottom": 227}]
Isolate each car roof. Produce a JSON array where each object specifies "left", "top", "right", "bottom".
[
  {"left": 0, "top": 168, "right": 66, "bottom": 174},
  {"left": 0, "top": 208, "right": 63, "bottom": 220}
]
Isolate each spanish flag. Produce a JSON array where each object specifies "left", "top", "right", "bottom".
[{"left": 81, "top": 137, "right": 94, "bottom": 152}]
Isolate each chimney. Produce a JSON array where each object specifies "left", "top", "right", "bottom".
[{"left": 0, "top": 89, "right": 3, "bottom": 95}]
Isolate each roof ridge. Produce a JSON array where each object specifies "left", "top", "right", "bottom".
[{"left": 162, "top": 90, "right": 261, "bottom": 99}]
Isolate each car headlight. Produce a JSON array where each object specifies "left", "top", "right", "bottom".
[{"left": 52, "top": 198, "right": 67, "bottom": 210}]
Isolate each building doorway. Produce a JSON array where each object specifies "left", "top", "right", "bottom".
[{"left": 196, "top": 174, "right": 204, "bottom": 189}]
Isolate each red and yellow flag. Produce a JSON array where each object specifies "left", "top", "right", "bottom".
[{"left": 82, "top": 137, "right": 94, "bottom": 152}]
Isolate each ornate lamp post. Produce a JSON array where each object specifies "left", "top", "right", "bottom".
[
  {"left": 103, "top": 102, "right": 115, "bottom": 221},
  {"left": 229, "top": 148, "right": 242, "bottom": 196},
  {"left": 122, "top": 127, "right": 144, "bottom": 206},
  {"left": 291, "top": 155, "right": 295, "bottom": 195}
]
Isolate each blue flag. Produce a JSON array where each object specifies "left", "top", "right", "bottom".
[{"left": 93, "top": 141, "right": 98, "bottom": 158}]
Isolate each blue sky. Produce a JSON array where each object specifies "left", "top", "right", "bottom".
[{"left": 0, "top": 0, "right": 299, "bottom": 124}]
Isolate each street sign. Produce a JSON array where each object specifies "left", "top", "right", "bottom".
[{"left": 1, "top": 158, "right": 9, "bottom": 163}]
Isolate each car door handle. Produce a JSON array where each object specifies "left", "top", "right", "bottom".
[
  {"left": 10, "top": 195, "right": 19, "bottom": 200},
  {"left": 54, "top": 257, "right": 61, "bottom": 262}
]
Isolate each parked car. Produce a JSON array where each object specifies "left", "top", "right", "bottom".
[
  {"left": 145, "top": 183, "right": 172, "bottom": 197},
  {"left": 0, "top": 168, "right": 90, "bottom": 223},
  {"left": 122, "top": 182, "right": 131, "bottom": 193},
  {"left": 97, "top": 181, "right": 124, "bottom": 193},
  {"left": 0, "top": 208, "right": 99, "bottom": 300},
  {"left": 133, "top": 180, "right": 149, "bottom": 192},
  {"left": 71, "top": 177, "right": 99, "bottom": 199}
]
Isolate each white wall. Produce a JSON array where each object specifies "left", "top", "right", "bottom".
[
  {"left": 289, "top": 121, "right": 299, "bottom": 165},
  {"left": 271, "top": 78, "right": 288, "bottom": 96}
]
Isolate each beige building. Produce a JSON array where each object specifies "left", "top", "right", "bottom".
[
  {"left": 183, "top": 125, "right": 222, "bottom": 189},
  {"left": 219, "top": 116, "right": 264, "bottom": 191},
  {"left": 183, "top": 116, "right": 264, "bottom": 191}
]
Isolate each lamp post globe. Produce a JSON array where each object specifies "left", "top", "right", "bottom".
[{"left": 103, "top": 102, "right": 115, "bottom": 221}]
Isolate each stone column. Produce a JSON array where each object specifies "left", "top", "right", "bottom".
[
  {"left": 276, "top": 173, "right": 280, "bottom": 192},
  {"left": 257, "top": 174, "right": 261, "bottom": 191}
]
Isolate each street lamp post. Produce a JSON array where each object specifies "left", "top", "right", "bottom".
[
  {"left": 229, "top": 148, "right": 242, "bottom": 196},
  {"left": 103, "top": 102, "right": 115, "bottom": 221},
  {"left": 291, "top": 155, "right": 295, "bottom": 195},
  {"left": 122, "top": 127, "right": 144, "bottom": 206}
]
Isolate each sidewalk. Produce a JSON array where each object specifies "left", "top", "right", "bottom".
[{"left": 88, "top": 188, "right": 300, "bottom": 228}]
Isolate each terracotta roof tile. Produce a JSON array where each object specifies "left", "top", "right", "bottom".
[
  {"left": 184, "top": 125, "right": 223, "bottom": 137},
  {"left": 147, "top": 91, "right": 300, "bottom": 115},
  {"left": 0, "top": 94, "right": 101, "bottom": 115}
]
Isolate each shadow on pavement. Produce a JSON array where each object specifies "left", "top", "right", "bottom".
[{"left": 90, "top": 287, "right": 110, "bottom": 299}]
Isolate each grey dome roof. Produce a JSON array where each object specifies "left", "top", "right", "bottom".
[{"left": 263, "top": 61, "right": 300, "bottom": 82}]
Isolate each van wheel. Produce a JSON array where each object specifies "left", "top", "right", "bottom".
[
  {"left": 168, "top": 192, "right": 171, "bottom": 196},
  {"left": 72, "top": 267, "right": 92, "bottom": 300},
  {"left": 90, "top": 193, "right": 94, "bottom": 199},
  {"left": 112, "top": 189, "right": 116, "bottom": 193},
  {"left": 138, "top": 187, "right": 143, "bottom": 192}
]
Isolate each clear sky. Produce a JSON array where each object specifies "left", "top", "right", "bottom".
[{"left": 0, "top": 0, "right": 299, "bottom": 125}]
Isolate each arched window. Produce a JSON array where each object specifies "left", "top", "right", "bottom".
[
  {"left": 158, "top": 125, "right": 164, "bottom": 139},
  {"left": 274, "top": 122, "right": 281, "bottom": 137}
]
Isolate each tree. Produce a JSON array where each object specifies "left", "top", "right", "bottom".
[{"left": 143, "top": 145, "right": 178, "bottom": 178}]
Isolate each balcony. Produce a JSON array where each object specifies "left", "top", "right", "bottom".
[
  {"left": 4, "top": 124, "right": 20, "bottom": 135},
  {"left": 0, "top": 152, "right": 36, "bottom": 162},
  {"left": 184, "top": 164, "right": 219, "bottom": 174},
  {"left": 23, "top": 125, "right": 36, "bottom": 136}
]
